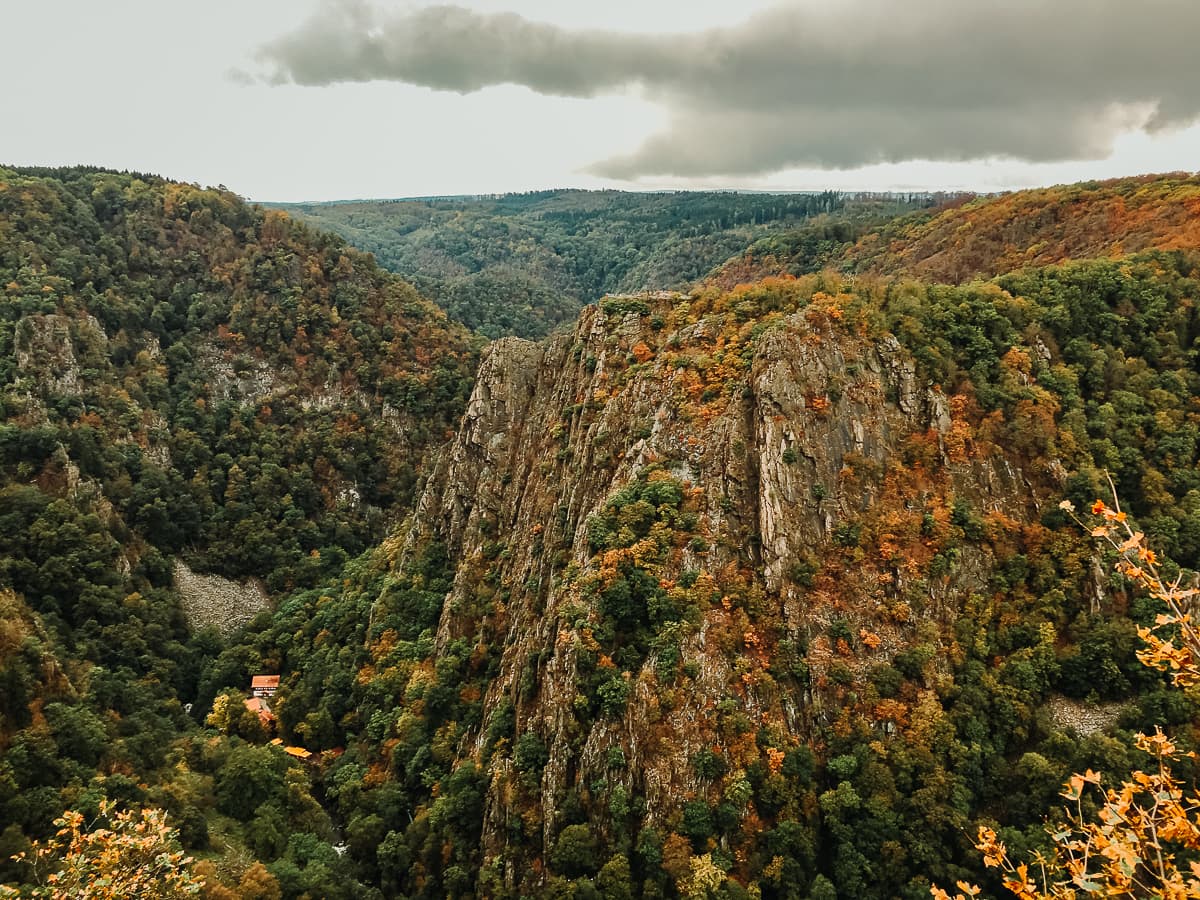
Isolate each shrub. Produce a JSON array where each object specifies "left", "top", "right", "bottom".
[
  {"left": 833, "top": 522, "right": 862, "bottom": 547},
  {"left": 597, "top": 676, "right": 631, "bottom": 717},
  {"left": 551, "top": 824, "right": 599, "bottom": 877}
]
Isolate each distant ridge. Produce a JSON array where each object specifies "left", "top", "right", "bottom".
[
  {"left": 717, "top": 172, "right": 1200, "bottom": 287},
  {"left": 849, "top": 172, "right": 1200, "bottom": 282},
  {"left": 268, "top": 187, "right": 970, "bottom": 207}
]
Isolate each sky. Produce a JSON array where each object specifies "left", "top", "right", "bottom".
[{"left": 4, "top": 0, "right": 1199, "bottom": 202}]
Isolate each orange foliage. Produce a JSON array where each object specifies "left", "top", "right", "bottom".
[
  {"left": 855, "top": 174, "right": 1200, "bottom": 283},
  {"left": 874, "top": 699, "right": 909, "bottom": 728},
  {"left": 7, "top": 801, "right": 200, "bottom": 899},
  {"left": 859, "top": 629, "right": 882, "bottom": 650}
]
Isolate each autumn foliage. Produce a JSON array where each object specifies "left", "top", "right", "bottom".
[
  {"left": 935, "top": 494, "right": 1200, "bottom": 899},
  {"left": 1, "top": 801, "right": 200, "bottom": 899},
  {"left": 852, "top": 174, "right": 1200, "bottom": 284}
]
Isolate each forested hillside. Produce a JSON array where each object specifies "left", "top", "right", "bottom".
[
  {"left": 1, "top": 166, "right": 475, "bottom": 588},
  {"left": 277, "top": 190, "right": 934, "bottom": 339},
  {"left": 725, "top": 173, "right": 1200, "bottom": 287},
  {"left": 3, "top": 169, "right": 1200, "bottom": 899},
  {"left": 0, "top": 166, "right": 475, "bottom": 897}
]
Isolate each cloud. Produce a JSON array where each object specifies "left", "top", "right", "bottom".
[{"left": 253, "top": 0, "right": 1200, "bottom": 178}]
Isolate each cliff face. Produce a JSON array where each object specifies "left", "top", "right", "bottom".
[{"left": 386, "top": 288, "right": 1049, "bottom": 891}]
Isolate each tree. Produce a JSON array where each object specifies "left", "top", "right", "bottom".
[
  {"left": 551, "top": 824, "right": 599, "bottom": 878},
  {"left": 42, "top": 704, "right": 106, "bottom": 768},
  {"left": 934, "top": 495, "right": 1200, "bottom": 899},
  {"left": 809, "top": 874, "right": 838, "bottom": 900},
  {"left": 236, "top": 862, "right": 282, "bottom": 900},
  {"left": 596, "top": 854, "right": 635, "bottom": 900},
  {"left": 2, "top": 800, "right": 200, "bottom": 898},
  {"left": 214, "top": 745, "right": 287, "bottom": 821}
]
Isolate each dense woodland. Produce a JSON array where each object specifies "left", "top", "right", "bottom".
[
  {"left": 723, "top": 173, "right": 1200, "bottom": 288},
  {"left": 277, "top": 191, "right": 935, "bottom": 340},
  {"left": 0, "top": 165, "right": 475, "bottom": 897},
  {"left": 1, "top": 168, "right": 1200, "bottom": 898}
]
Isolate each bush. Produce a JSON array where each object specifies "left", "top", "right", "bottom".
[
  {"left": 597, "top": 676, "right": 631, "bottom": 717},
  {"left": 787, "top": 558, "right": 819, "bottom": 586},
  {"left": 833, "top": 522, "right": 862, "bottom": 547},
  {"left": 513, "top": 731, "right": 549, "bottom": 785},
  {"left": 692, "top": 748, "right": 727, "bottom": 780},
  {"left": 551, "top": 824, "right": 599, "bottom": 877}
]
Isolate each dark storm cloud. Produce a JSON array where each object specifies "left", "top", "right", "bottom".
[{"left": 252, "top": 0, "right": 1200, "bottom": 177}]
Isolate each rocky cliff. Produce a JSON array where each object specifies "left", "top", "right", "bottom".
[{"left": 382, "top": 282, "right": 1054, "bottom": 893}]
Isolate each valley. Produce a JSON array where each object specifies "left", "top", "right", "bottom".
[
  {"left": 277, "top": 190, "right": 935, "bottom": 340},
  {"left": 2, "top": 166, "right": 1200, "bottom": 898}
]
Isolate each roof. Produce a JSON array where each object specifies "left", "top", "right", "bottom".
[
  {"left": 251, "top": 675, "right": 280, "bottom": 688},
  {"left": 270, "top": 738, "right": 313, "bottom": 760},
  {"left": 243, "top": 697, "right": 275, "bottom": 722}
]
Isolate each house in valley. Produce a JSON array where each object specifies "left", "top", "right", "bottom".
[
  {"left": 251, "top": 675, "right": 280, "bottom": 698},
  {"left": 243, "top": 696, "right": 275, "bottom": 728}
]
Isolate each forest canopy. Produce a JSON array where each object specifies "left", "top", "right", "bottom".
[
  {"left": 3, "top": 167, "right": 1200, "bottom": 898},
  {"left": 277, "top": 189, "right": 936, "bottom": 339}
]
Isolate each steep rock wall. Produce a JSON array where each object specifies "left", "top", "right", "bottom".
[{"left": 386, "top": 295, "right": 1050, "bottom": 891}]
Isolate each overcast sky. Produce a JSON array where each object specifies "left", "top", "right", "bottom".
[{"left": 5, "top": 0, "right": 1199, "bottom": 201}]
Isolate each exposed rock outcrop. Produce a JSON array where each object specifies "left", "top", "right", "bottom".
[
  {"left": 173, "top": 560, "right": 271, "bottom": 637},
  {"left": 13, "top": 313, "right": 107, "bottom": 397},
  {"left": 1044, "top": 695, "right": 1125, "bottom": 737},
  {"left": 384, "top": 291, "right": 1052, "bottom": 893}
]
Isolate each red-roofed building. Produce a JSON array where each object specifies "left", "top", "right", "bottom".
[
  {"left": 251, "top": 675, "right": 280, "bottom": 698},
  {"left": 244, "top": 696, "right": 275, "bottom": 727}
]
